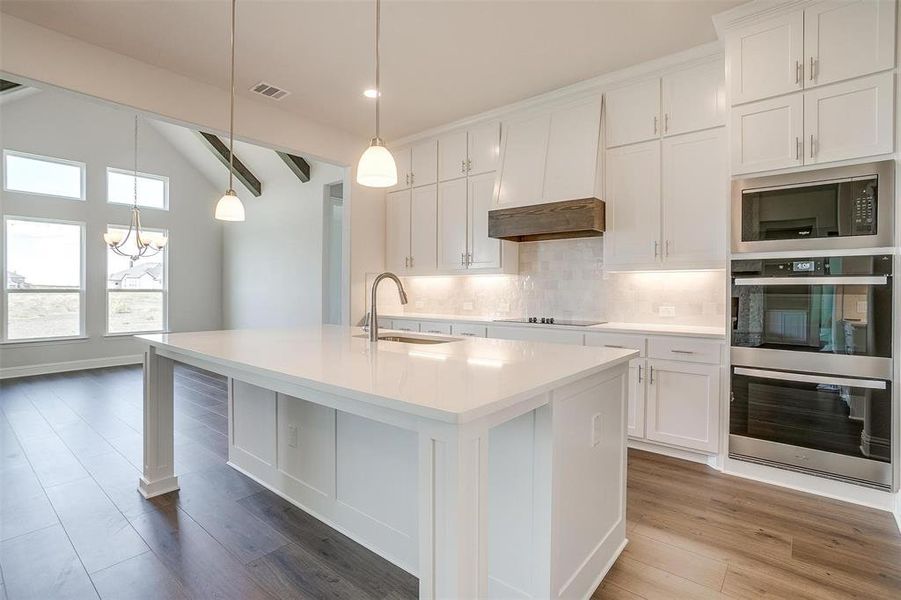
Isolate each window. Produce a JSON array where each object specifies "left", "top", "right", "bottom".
[
  {"left": 3, "top": 150, "right": 86, "bottom": 200},
  {"left": 106, "top": 225, "right": 167, "bottom": 334},
  {"left": 107, "top": 168, "right": 168, "bottom": 210},
  {"left": 3, "top": 217, "right": 85, "bottom": 341}
]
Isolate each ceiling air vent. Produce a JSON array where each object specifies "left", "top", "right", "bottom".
[{"left": 250, "top": 81, "right": 290, "bottom": 100}]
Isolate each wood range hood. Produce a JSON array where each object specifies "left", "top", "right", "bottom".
[{"left": 488, "top": 197, "right": 606, "bottom": 242}]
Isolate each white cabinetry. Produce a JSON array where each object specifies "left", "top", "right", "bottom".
[
  {"left": 389, "top": 141, "right": 438, "bottom": 190},
  {"left": 438, "top": 178, "right": 468, "bottom": 271},
  {"left": 385, "top": 185, "right": 437, "bottom": 274},
  {"left": 732, "top": 72, "right": 894, "bottom": 174},
  {"left": 604, "top": 141, "right": 661, "bottom": 267},
  {"left": 495, "top": 98, "right": 602, "bottom": 209},
  {"left": 727, "top": 1, "right": 895, "bottom": 105},
  {"left": 605, "top": 78, "right": 660, "bottom": 147},
  {"left": 646, "top": 359, "right": 720, "bottom": 453},
  {"left": 438, "top": 122, "right": 500, "bottom": 182}
]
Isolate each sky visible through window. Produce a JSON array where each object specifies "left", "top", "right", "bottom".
[
  {"left": 6, "top": 219, "right": 81, "bottom": 288},
  {"left": 107, "top": 169, "right": 167, "bottom": 209},
  {"left": 4, "top": 152, "right": 83, "bottom": 199}
]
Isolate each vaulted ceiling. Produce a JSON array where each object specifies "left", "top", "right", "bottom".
[{"left": 1, "top": 0, "right": 741, "bottom": 140}]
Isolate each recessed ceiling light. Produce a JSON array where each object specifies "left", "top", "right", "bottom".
[{"left": 363, "top": 88, "right": 380, "bottom": 98}]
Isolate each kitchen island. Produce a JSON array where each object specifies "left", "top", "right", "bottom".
[{"left": 137, "top": 327, "right": 636, "bottom": 600}]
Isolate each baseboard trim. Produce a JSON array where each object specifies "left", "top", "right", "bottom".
[
  {"left": 628, "top": 438, "right": 713, "bottom": 465},
  {"left": 0, "top": 354, "right": 143, "bottom": 379},
  {"left": 893, "top": 492, "right": 901, "bottom": 534}
]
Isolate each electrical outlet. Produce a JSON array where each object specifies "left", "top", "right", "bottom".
[
  {"left": 658, "top": 305, "right": 676, "bottom": 317},
  {"left": 287, "top": 424, "right": 298, "bottom": 448},
  {"left": 591, "top": 413, "right": 603, "bottom": 447},
  {"left": 463, "top": 301, "right": 474, "bottom": 311}
]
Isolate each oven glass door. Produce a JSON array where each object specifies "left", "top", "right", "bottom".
[
  {"left": 730, "top": 367, "right": 891, "bottom": 485},
  {"left": 740, "top": 176, "right": 877, "bottom": 243},
  {"left": 731, "top": 277, "right": 892, "bottom": 358}
]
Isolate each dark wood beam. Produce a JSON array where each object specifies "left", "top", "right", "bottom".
[
  {"left": 195, "top": 131, "right": 262, "bottom": 197},
  {"left": 0, "top": 79, "right": 23, "bottom": 94},
  {"left": 276, "top": 151, "right": 311, "bottom": 183}
]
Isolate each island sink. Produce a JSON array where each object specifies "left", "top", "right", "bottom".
[{"left": 354, "top": 332, "right": 459, "bottom": 344}]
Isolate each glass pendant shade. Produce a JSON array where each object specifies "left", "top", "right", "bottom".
[
  {"left": 215, "top": 190, "right": 245, "bottom": 221},
  {"left": 356, "top": 141, "right": 397, "bottom": 188},
  {"left": 103, "top": 230, "right": 124, "bottom": 245}
]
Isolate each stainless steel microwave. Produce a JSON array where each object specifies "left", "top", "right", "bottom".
[{"left": 732, "top": 161, "right": 894, "bottom": 253}]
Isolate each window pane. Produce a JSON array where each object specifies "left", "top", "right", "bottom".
[
  {"left": 106, "top": 227, "right": 165, "bottom": 290},
  {"left": 107, "top": 169, "right": 167, "bottom": 209},
  {"left": 108, "top": 291, "right": 163, "bottom": 333},
  {"left": 6, "top": 219, "right": 82, "bottom": 288},
  {"left": 7, "top": 292, "right": 80, "bottom": 339},
  {"left": 4, "top": 152, "right": 84, "bottom": 199}
]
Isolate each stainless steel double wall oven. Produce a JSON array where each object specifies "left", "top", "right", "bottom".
[{"left": 730, "top": 161, "right": 894, "bottom": 490}]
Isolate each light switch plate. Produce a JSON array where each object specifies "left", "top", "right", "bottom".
[
  {"left": 658, "top": 305, "right": 676, "bottom": 317},
  {"left": 591, "top": 413, "right": 603, "bottom": 447}
]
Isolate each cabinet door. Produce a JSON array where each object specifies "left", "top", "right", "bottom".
[
  {"left": 727, "top": 12, "right": 804, "bottom": 105},
  {"left": 485, "top": 326, "right": 584, "bottom": 345},
  {"left": 646, "top": 359, "right": 720, "bottom": 453},
  {"left": 385, "top": 189, "right": 411, "bottom": 272},
  {"left": 662, "top": 59, "right": 726, "bottom": 136},
  {"left": 543, "top": 98, "right": 602, "bottom": 203},
  {"left": 389, "top": 147, "right": 412, "bottom": 191},
  {"left": 410, "top": 184, "right": 437, "bottom": 273},
  {"left": 804, "top": 0, "right": 895, "bottom": 88},
  {"left": 467, "top": 171, "right": 501, "bottom": 270},
  {"left": 662, "top": 128, "right": 727, "bottom": 266},
  {"left": 438, "top": 130, "right": 468, "bottom": 182},
  {"left": 495, "top": 113, "right": 550, "bottom": 208},
  {"left": 604, "top": 140, "right": 661, "bottom": 267},
  {"left": 467, "top": 121, "right": 501, "bottom": 176},
  {"left": 628, "top": 358, "right": 646, "bottom": 439},
  {"left": 410, "top": 139, "right": 438, "bottom": 187},
  {"left": 731, "top": 94, "right": 803, "bottom": 174},
  {"left": 437, "top": 178, "right": 469, "bottom": 271},
  {"left": 804, "top": 72, "right": 894, "bottom": 165},
  {"left": 605, "top": 78, "right": 661, "bottom": 147}
]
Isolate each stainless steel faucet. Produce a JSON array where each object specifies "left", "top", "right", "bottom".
[{"left": 368, "top": 272, "right": 408, "bottom": 342}]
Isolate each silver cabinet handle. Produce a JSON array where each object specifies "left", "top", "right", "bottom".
[
  {"left": 460, "top": 332, "right": 477, "bottom": 337},
  {"left": 809, "top": 56, "right": 816, "bottom": 81},
  {"left": 795, "top": 60, "right": 803, "bottom": 85},
  {"left": 638, "top": 364, "right": 643, "bottom": 383},
  {"left": 461, "top": 160, "right": 466, "bottom": 174},
  {"left": 670, "top": 349, "right": 695, "bottom": 355},
  {"left": 664, "top": 113, "right": 669, "bottom": 133},
  {"left": 405, "top": 173, "right": 409, "bottom": 186},
  {"left": 809, "top": 134, "right": 815, "bottom": 158},
  {"left": 466, "top": 158, "right": 472, "bottom": 172},
  {"left": 409, "top": 256, "right": 414, "bottom": 268},
  {"left": 653, "top": 241, "right": 659, "bottom": 258},
  {"left": 404, "top": 256, "right": 409, "bottom": 268},
  {"left": 461, "top": 252, "right": 466, "bottom": 266},
  {"left": 466, "top": 252, "right": 473, "bottom": 265},
  {"left": 795, "top": 137, "right": 801, "bottom": 160},
  {"left": 665, "top": 240, "right": 670, "bottom": 257},
  {"left": 410, "top": 172, "right": 415, "bottom": 185},
  {"left": 649, "top": 365, "right": 655, "bottom": 384},
  {"left": 653, "top": 115, "right": 658, "bottom": 134},
  {"left": 426, "top": 330, "right": 442, "bottom": 334}
]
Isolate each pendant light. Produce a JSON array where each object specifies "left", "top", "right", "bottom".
[
  {"left": 104, "top": 116, "right": 168, "bottom": 259},
  {"left": 356, "top": 0, "right": 397, "bottom": 188},
  {"left": 215, "top": 0, "right": 245, "bottom": 221}
]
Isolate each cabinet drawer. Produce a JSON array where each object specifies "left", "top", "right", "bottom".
[
  {"left": 452, "top": 323, "right": 487, "bottom": 338},
  {"left": 389, "top": 320, "right": 421, "bottom": 333},
  {"left": 419, "top": 321, "right": 452, "bottom": 335},
  {"left": 486, "top": 326, "right": 584, "bottom": 345},
  {"left": 584, "top": 332, "right": 647, "bottom": 356},
  {"left": 648, "top": 337, "right": 721, "bottom": 364}
]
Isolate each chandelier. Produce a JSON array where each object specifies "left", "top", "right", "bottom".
[{"left": 104, "top": 115, "right": 168, "bottom": 260}]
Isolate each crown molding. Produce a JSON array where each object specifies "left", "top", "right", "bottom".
[
  {"left": 712, "top": 0, "right": 819, "bottom": 38},
  {"left": 390, "top": 41, "right": 724, "bottom": 148}
]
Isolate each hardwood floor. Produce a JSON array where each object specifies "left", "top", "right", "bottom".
[{"left": 1, "top": 365, "right": 899, "bottom": 599}]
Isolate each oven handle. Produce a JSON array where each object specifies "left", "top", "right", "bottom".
[
  {"left": 733, "top": 276, "right": 888, "bottom": 286},
  {"left": 733, "top": 367, "right": 887, "bottom": 390}
]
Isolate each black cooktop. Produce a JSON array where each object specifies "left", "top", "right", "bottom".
[{"left": 494, "top": 317, "right": 606, "bottom": 327}]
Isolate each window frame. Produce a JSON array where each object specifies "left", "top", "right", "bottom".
[
  {"left": 104, "top": 223, "right": 169, "bottom": 336},
  {"left": 2, "top": 149, "right": 87, "bottom": 201},
  {"left": 106, "top": 167, "right": 170, "bottom": 211},
  {"left": 2, "top": 215, "right": 87, "bottom": 344}
]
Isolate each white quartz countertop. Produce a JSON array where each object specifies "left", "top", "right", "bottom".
[
  {"left": 138, "top": 326, "right": 636, "bottom": 424},
  {"left": 384, "top": 313, "right": 726, "bottom": 339}
]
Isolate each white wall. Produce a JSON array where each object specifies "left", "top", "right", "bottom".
[
  {"left": 0, "top": 89, "right": 223, "bottom": 372},
  {"left": 221, "top": 146, "right": 345, "bottom": 328},
  {"left": 0, "top": 15, "right": 386, "bottom": 326}
]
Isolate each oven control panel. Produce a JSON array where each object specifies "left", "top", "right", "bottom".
[{"left": 852, "top": 191, "right": 877, "bottom": 235}]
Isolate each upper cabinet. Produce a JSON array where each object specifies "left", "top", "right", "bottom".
[
  {"left": 389, "top": 140, "right": 438, "bottom": 191},
  {"left": 389, "top": 147, "right": 412, "bottom": 192},
  {"left": 606, "top": 58, "right": 725, "bottom": 147},
  {"left": 385, "top": 186, "right": 437, "bottom": 275},
  {"left": 437, "top": 122, "right": 500, "bottom": 182},
  {"left": 495, "top": 97, "right": 602, "bottom": 209},
  {"left": 728, "top": 0, "right": 896, "bottom": 105}
]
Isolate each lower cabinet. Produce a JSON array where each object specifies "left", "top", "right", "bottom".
[
  {"left": 627, "top": 358, "right": 646, "bottom": 438},
  {"left": 643, "top": 359, "right": 720, "bottom": 453}
]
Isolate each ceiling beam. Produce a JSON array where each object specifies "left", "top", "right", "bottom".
[
  {"left": 276, "top": 151, "right": 311, "bottom": 183},
  {"left": 0, "top": 79, "right": 23, "bottom": 94},
  {"left": 195, "top": 131, "right": 262, "bottom": 197}
]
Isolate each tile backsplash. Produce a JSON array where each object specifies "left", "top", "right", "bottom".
[{"left": 372, "top": 238, "right": 726, "bottom": 327}]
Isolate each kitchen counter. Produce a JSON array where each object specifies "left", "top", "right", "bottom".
[
  {"left": 384, "top": 312, "right": 727, "bottom": 339},
  {"left": 135, "top": 326, "right": 634, "bottom": 599}
]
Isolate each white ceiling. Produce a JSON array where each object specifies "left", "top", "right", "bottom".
[{"left": 1, "top": 0, "right": 741, "bottom": 140}]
